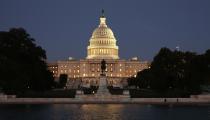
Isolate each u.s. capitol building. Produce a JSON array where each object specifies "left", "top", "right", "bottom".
[{"left": 48, "top": 11, "right": 149, "bottom": 88}]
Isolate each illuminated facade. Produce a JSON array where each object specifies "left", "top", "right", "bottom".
[{"left": 48, "top": 11, "right": 149, "bottom": 87}]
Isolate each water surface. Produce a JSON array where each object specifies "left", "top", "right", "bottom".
[{"left": 0, "top": 104, "right": 209, "bottom": 120}]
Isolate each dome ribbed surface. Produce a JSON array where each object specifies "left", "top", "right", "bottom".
[{"left": 92, "top": 27, "right": 115, "bottom": 39}]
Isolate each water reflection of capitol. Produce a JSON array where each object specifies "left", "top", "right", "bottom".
[{"left": 48, "top": 11, "right": 149, "bottom": 87}]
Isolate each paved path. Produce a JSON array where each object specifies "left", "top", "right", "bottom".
[{"left": 0, "top": 97, "right": 210, "bottom": 105}]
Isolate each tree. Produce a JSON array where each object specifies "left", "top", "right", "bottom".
[
  {"left": 127, "top": 77, "right": 138, "bottom": 88},
  {"left": 149, "top": 48, "right": 202, "bottom": 93},
  {"left": 127, "top": 47, "right": 210, "bottom": 96},
  {"left": 150, "top": 47, "right": 174, "bottom": 91},
  {"left": 203, "top": 49, "right": 210, "bottom": 84},
  {"left": 59, "top": 74, "right": 68, "bottom": 88},
  {"left": 0, "top": 28, "right": 54, "bottom": 93},
  {"left": 136, "top": 69, "right": 153, "bottom": 89}
]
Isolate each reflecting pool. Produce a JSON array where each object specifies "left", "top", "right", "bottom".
[{"left": 0, "top": 104, "right": 209, "bottom": 120}]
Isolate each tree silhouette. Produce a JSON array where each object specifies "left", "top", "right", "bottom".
[
  {"left": 59, "top": 74, "right": 68, "bottom": 88},
  {"left": 0, "top": 28, "right": 54, "bottom": 93},
  {"left": 128, "top": 47, "right": 210, "bottom": 95}
]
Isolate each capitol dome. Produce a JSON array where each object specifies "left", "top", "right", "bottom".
[
  {"left": 86, "top": 11, "right": 119, "bottom": 59},
  {"left": 92, "top": 26, "right": 114, "bottom": 39}
]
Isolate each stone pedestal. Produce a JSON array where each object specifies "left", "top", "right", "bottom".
[
  {"left": 76, "top": 76, "right": 130, "bottom": 101},
  {"left": 97, "top": 76, "right": 110, "bottom": 95},
  {"left": 123, "top": 90, "right": 130, "bottom": 95}
]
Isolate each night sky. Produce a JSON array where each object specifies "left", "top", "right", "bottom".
[{"left": 1, "top": 0, "right": 210, "bottom": 62}]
